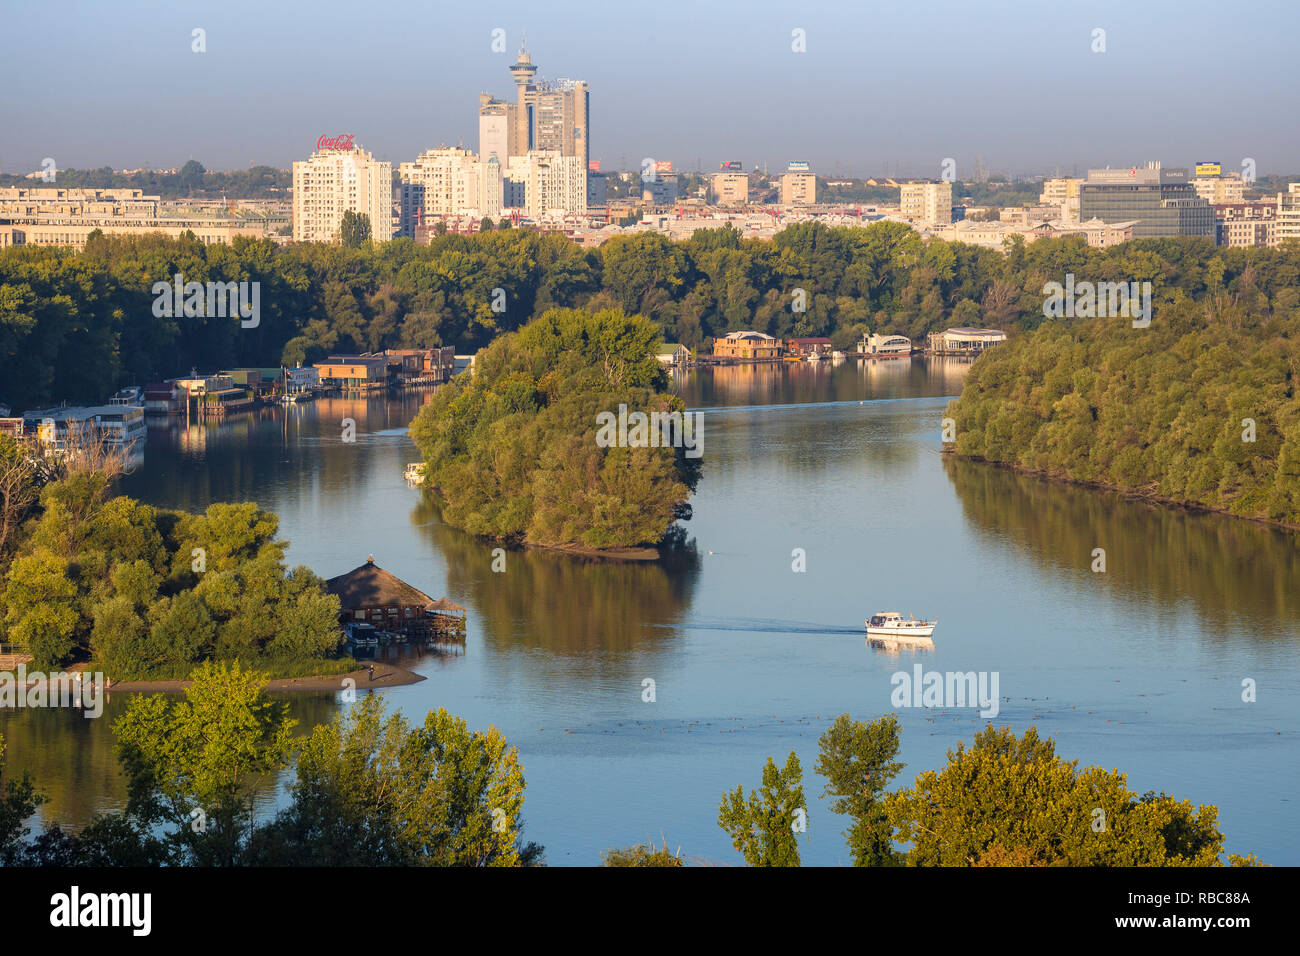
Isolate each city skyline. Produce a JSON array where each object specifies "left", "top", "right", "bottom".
[{"left": 3, "top": 0, "right": 1298, "bottom": 178}]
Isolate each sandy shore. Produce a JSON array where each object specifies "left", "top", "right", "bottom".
[{"left": 60, "top": 662, "right": 427, "bottom": 694}]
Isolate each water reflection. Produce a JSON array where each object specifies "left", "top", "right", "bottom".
[
  {"left": 943, "top": 455, "right": 1300, "bottom": 635},
  {"left": 413, "top": 497, "right": 702, "bottom": 668},
  {"left": 675, "top": 356, "right": 972, "bottom": 408},
  {"left": 1, "top": 693, "right": 342, "bottom": 828}
]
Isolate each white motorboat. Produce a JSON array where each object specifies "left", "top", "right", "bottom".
[
  {"left": 404, "top": 462, "right": 426, "bottom": 485},
  {"left": 866, "top": 611, "right": 936, "bottom": 639}
]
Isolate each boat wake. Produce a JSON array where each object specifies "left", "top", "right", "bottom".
[{"left": 654, "top": 616, "right": 863, "bottom": 636}]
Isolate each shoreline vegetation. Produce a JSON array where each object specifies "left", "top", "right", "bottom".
[
  {"left": 410, "top": 308, "right": 701, "bottom": 554},
  {"left": 1, "top": 660, "right": 425, "bottom": 693},
  {"left": 942, "top": 452, "right": 1300, "bottom": 534},
  {"left": 945, "top": 295, "right": 1300, "bottom": 530},
  {"left": 0, "top": 438, "right": 361, "bottom": 680},
  {"left": 9, "top": 224, "right": 1299, "bottom": 418}
]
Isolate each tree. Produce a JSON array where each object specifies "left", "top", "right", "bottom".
[
  {"left": 717, "top": 751, "right": 807, "bottom": 867},
  {"left": 0, "top": 436, "right": 40, "bottom": 559},
  {"left": 250, "top": 694, "right": 542, "bottom": 866},
  {"left": 0, "top": 734, "right": 41, "bottom": 866},
  {"left": 113, "top": 661, "right": 296, "bottom": 866},
  {"left": 177, "top": 160, "right": 206, "bottom": 195},
  {"left": 815, "top": 713, "right": 904, "bottom": 866},
  {"left": 339, "top": 211, "right": 371, "bottom": 248},
  {"left": 886, "top": 726, "right": 1226, "bottom": 866}
]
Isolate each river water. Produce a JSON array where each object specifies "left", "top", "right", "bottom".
[{"left": 3, "top": 357, "right": 1297, "bottom": 865}]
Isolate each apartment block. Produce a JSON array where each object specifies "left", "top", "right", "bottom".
[
  {"left": 711, "top": 172, "right": 750, "bottom": 206},
  {"left": 292, "top": 145, "right": 393, "bottom": 243},
  {"left": 505, "top": 151, "right": 587, "bottom": 218},
  {"left": 780, "top": 171, "right": 817, "bottom": 206},
  {"left": 900, "top": 181, "right": 952, "bottom": 225},
  {"left": 1038, "top": 178, "right": 1083, "bottom": 221},
  {"left": 399, "top": 147, "right": 502, "bottom": 233},
  {"left": 1276, "top": 183, "right": 1300, "bottom": 245}
]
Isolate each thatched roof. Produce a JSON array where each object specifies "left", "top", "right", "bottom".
[
  {"left": 325, "top": 558, "right": 437, "bottom": 609},
  {"left": 428, "top": 597, "right": 466, "bottom": 613}
]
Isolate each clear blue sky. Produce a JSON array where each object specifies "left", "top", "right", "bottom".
[{"left": 2, "top": 0, "right": 1297, "bottom": 177}]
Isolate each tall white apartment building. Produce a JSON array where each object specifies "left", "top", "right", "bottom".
[
  {"left": 292, "top": 145, "right": 392, "bottom": 243},
  {"left": 1277, "top": 183, "right": 1300, "bottom": 245},
  {"left": 900, "top": 181, "right": 953, "bottom": 226},
  {"left": 505, "top": 151, "right": 587, "bottom": 218},
  {"left": 398, "top": 147, "right": 501, "bottom": 233}
]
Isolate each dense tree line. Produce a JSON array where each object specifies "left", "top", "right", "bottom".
[
  {"left": 945, "top": 295, "right": 1300, "bottom": 527},
  {"left": 410, "top": 308, "right": 700, "bottom": 550},
  {"left": 0, "top": 669, "right": 542, "bottom": 866},
  {"left": 0, "top": 160, "right": 290, "bottom": 198},
  {"left": 6, "top": 224, "right": 1298, "bottom": 412}
]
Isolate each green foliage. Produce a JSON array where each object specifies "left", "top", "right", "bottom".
[
  {"left": 113, "top": 661, "right": 296, "bottom": 866},
  {"left": 815, "top": 713, "right": 904, "bottom": 866},
  {"left": 339, "top": 211, "right": 371, "bottom": 248},
  {"left": 946, "top": 295, "right": 1300, "bottom": 525},
  {"left": 717, "top": 751, "right": 807, "bottom": 867},
  {"left": 9, "top": 225, "right": 1297, "bottom": 409},
  {"left": 409, "top": 307, "right": 699, "bottom": 549},
  {"left": 0, "top": 476, "right": 344, "bottom": 678},
  {"left": 0, "top": 734, "right": 42, "bottom": 865},
  {"left": 249, "top": 693, "right": 542, "bottom": 866},
  {"left": 885, "top": 726, "right": 1226, "bottom": 866},
  {"left": 601, "top": 841, "right": 684, "bottom": 866}
]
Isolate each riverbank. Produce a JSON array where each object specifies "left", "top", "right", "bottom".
[
  {"left": 943, "top": 451, "right": 1300, "bottom": 534},
  {"left": 0, "top": 661, "right": 428, "bottom": 693}
]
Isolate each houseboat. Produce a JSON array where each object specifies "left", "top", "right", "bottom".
[{"left": 21, "top": 404, "right": 148, "bottom": 447}]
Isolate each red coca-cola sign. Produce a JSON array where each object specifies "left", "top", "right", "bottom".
[{"left": 317, "top": 134, "right": 357, "bottom": 151}]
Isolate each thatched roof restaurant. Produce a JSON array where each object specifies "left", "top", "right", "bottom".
[{"left": 325, "top": 556, "right": 466, "bottom": 639}]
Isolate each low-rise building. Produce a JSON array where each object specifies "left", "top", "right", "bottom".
[
  {"left": 313, "top": 355, "right": 388, "bottom": 389},
  {"left": 785, "top": 336, "right": 834, "bottom": 358},
  {"left": 712, "top": 331, "right": 782, "bottom": 361},
  {"left": 864, "top": 333, "right": 912, "bottom": 356},
  {"left": 927, "top": 327, "right": 1007, "bottom": 355},
  {"left": 654, "top": 343, "right": 691, "bottom": 367}
]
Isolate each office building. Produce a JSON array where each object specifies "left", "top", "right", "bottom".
[{"left": 1078, "top": 163, "right": 1214, "bottom": 238}]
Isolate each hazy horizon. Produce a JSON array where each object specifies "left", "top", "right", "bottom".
[{"left": 2, "top": 0, "right": 1297, "bottom": 179}]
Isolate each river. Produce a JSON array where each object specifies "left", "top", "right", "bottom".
[{"left": 3, "top": 356, "right": 1296, "bottom": 865}]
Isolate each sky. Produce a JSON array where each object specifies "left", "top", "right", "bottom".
[{"left": 2, "top": 0, "right": 1298, "bottom": 178}]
